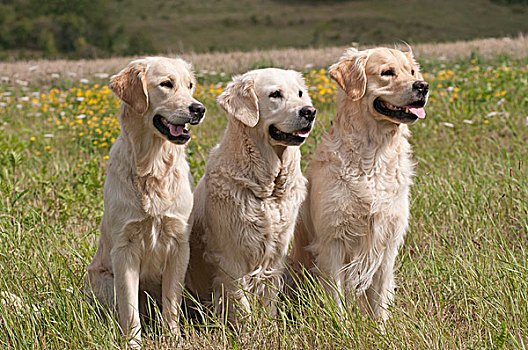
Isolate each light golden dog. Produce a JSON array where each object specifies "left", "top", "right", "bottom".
[
  {"left": 290, "top": 48, "right": 429, "bottom": 320},
  {"left": 185, "top": 68, "right": 316, "bottom": 322},
  {"left": 85, "top": 57, "right": 205, "bottom": 345}
]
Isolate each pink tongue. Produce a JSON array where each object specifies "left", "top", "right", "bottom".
[
  {"left": 408, "top": 107, "right": 426, "bottom": 119},
  {"left": 168, "top": 124, "right": 184, "bottom": 137}
]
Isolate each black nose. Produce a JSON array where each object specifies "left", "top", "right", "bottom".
[
  {"left": 413, "top": 81, "right": 429, "bottom": 95},
  {"left": 189, "top": 103, "right": 205, "bottom": 125},
  {"left": 299, "top": 106, "right": 316, "bottom": 122}
]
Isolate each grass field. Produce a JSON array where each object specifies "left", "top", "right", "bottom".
[{"left": 0, "top": 49, "right": 527, "bottom": 348}]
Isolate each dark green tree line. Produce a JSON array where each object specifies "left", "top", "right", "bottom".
[{"left": 0, "top": 0, "right": 153, "bottom": 58}]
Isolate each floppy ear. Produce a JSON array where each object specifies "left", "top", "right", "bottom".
[
  {"left": 217, "top": 75, "right": 259, "bottom": 127},
  {"left": 110, "top": 60, "right": 150, "bottom": 115},
  {"left": 328, "top": 49, "right": 368, "bottom": 101}
]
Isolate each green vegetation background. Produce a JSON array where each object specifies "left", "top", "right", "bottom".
[{"left": 2, "top": 0, "right": 528, "bottom": 60}]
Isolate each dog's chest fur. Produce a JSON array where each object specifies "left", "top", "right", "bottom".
[
  {"left": 213, "top": 166, "right": 305, "bottom": 263},
  {"left": 107, "top": 138, "right": 192, "bottom": 279},
  {"left": 312, "top": 127, "right": 414, "bottom": 292},
  {"left": 140, "top": 166, "right": 191, "bottom": 272},
  {"left": 340, "top": 136, "right": 413, "bottom": 216},
  {"left": 253, "top": 169, "right": 305, "bottom": 261},
  {"left": 206, "top": 143, "right": 307, "bottom": 286}
]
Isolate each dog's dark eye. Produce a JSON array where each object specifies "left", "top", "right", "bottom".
[
  {"left": 411, "top": 69, "right": 415, "bottom": 75},
  {"left": 269, "top": 90, "right": 282, "bottom": 98},
  {"left": 189, "top": 82, "right": 193, "bottom": 89},
  {"left": 299, "top": 90, "right": 303, "bottom": 98},
  {"left": 381, "top": 69, "right": 395, "bottom": 76},
  {"left": 160, "top": 81, "right": 173, "bottom": 88}
]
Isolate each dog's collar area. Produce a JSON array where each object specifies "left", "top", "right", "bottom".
[
  {"left": 153, "top": 114, "right": 191, "bottom": 144},
  {"left": 268, "top": 124, "right": 311, "bottom": 146},
  {"left": 373, "top": 98, "right": 426, "bottom": 123}
]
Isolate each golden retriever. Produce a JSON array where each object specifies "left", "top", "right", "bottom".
[
  {"left": 185, "top": 68, "right": 316, "bottom": 322},
  {"left": 85, "top": 57, "right": 205, "bottom": 345},
  {"left": 290, "top": 48, "right": 429, "bottom": 320}
]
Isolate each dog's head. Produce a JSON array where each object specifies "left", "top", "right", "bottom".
[
  {"left": 329, "top": 47, "right": 428, "bottom": 124},
  {"left": 218, "top": 68, "right": 316, "bottom": 147},
  {"left": 110, "top": 57, "right": 205, "bottom": 145}
]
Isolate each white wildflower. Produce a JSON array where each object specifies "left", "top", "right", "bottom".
[
  {"left": 486, "top": 111, "right": 499, "bottom": 118},
  {"left": 486, "top": 111, "right": 509, "bottom": 118},
  {"left": 1, "top": 291, "right": 25, "bottom": 310},
  {"left": 0, "top": 291, "right": 40, "bottom": 316}
]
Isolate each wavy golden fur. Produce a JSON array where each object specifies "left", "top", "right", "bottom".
[
  {"left": 291, "top": 47, "right": 429, "bottom": 320},
  {"left": 85, "top": 57, "right": 204, "bottom": 346},
  {"left": 186, "top": 68, "right": 316, "bottom": 322}
]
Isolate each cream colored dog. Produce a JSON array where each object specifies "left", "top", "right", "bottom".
[
  {"left": 290, "top": 48, "right": 429, "bottom": 320},
  {"left": 185, "top": 68, "right": 316, "bottom": 322},
  {"left": 85, "top": 57, "right": 205, "bottom": 345}
]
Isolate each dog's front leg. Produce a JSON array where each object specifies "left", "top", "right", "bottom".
[
  {"left": 314, "top": 239, "right": 346, "bottom": 311},
  {"left": 161, "top": 233, "right": 189, "bottom": 337},
  {"left": 213, "top": 275, "right": 248, "bottom": 326},
  {"left": 112, "top": 221, "right": 145, "bottom": 347},
  {"left": 363, "top": 245, "right": 398, "bottom": 322}
]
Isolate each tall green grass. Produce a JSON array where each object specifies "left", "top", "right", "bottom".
[{"left": 0, "top": 55, "right": 526, "bottom": 348}]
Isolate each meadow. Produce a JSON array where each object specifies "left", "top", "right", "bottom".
[
  {"left": 0, "top": 48, "right": 527, "bottom": 348},
  {"left": 4, "top": 0, "right": 528, "bottom": 59}
]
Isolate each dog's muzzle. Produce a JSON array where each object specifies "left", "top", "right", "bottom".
[{"left": 268, "top": 105, "right": 316, "bottom": 146}]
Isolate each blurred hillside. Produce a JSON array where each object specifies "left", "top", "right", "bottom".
[{"left": 1, "top": 0, "right": 528, "bottom": 59}]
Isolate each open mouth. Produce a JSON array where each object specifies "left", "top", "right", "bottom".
[
  {"left": 269, "top": 124, "right": 312, "bottom": 145},
  {"left": 153, "top": 115, "right": 191, "bottom": 144},
  {"left": 373, "top": 98, "right": 426, "bottom": 123}
]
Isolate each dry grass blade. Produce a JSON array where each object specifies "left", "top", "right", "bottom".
[{"left": 1, "top": 35, "right": 528, "bottom": 84}]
